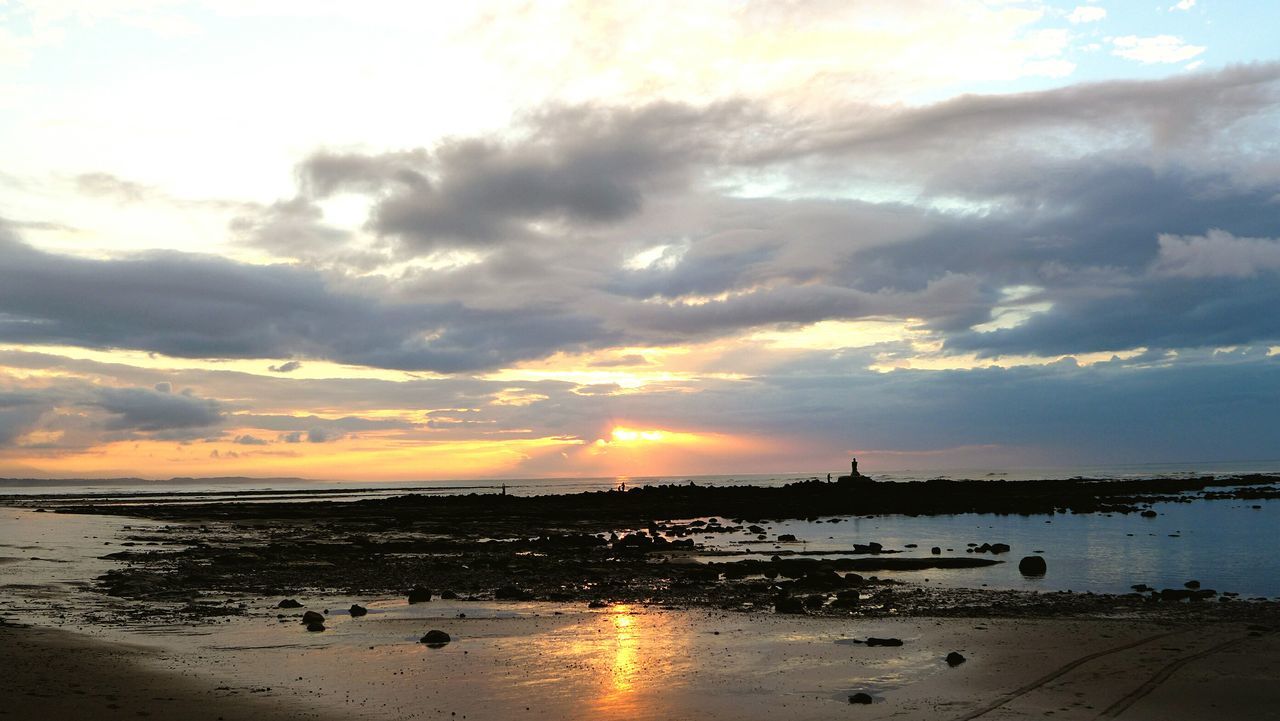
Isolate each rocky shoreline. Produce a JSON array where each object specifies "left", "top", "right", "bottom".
[{"left": 8, "top": 474, "right": 1272, "bottom": 627}]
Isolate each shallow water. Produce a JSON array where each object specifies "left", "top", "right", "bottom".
[{"left": 685, "top": 496, "right": 1280, "bottom": 597}]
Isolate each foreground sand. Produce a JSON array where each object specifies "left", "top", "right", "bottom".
[
  {"left": 0, "top": 622, "right": 339, "bottom": 721},
  {"left": 3, "top": 610, "right": 1278, "bottom": 721}
]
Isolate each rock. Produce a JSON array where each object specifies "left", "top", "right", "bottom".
[
  {"left": 831, "top": 590, "right": 861, "bottom": 608},
  {"left": 848, "top": 693, "right": 873, "bottom": 704},
  {"left": 1131, "top": 583, "right": 1152, "bottom": 592},
  {"left": 747, "top": 525, "right": 766, "bottom": 534},
  {"left": 865, "top": 637, "right": 903, "bottom": 647},
  {"left": 349, "top": 604, "right": 368, "bottom": 617},
  {"left": 777, "top": 534, "right": 798, "bottom": 542},
  {"left": 276, "top": 599, "right": 303, "bottom": 609},
  {"left": 1160, "top": 588, "right": 1193, "bottom": 601},
  {"left": 301, "top": 610, "right": 325, "bottom": 625},
  {"left": 931, "top": 547, "right": 941, "bottom": 555},
  {"left": 802, "top": 594, "right": 827, "bottom": 609},
  {"left": 420, "top": 630, "right": 451, "bottom": 646},
  {"left": 774, "top": 596, "right": 806, "bottom": 614},
  {"left": 1140, "top": 510, "right": 1158, "bottom": 518},
  {"left": 306, "top": 621, "right": 325, "bottom": 632},
  {"left": 588, "top": 600, "right": 608, "bottom": 609},
  {"left": 1018, "top": 556, "right": 1047, "bottom": 576},
  {"left": 440, "top": 590, "right": 459, "bottom": 600},
  {"left": 407, "top": 587, "right": 433, "bottom": 603},
  {"left": 494, "top": 586, "right": 534, "bottom": 601},
  {"left": 945, "top": 651, "right": 966, "bottom": 667},
  {"left": 1184, "top": 580, "right": 1200, "bottom": 589},
  {"left": 990, "top": 543, "right": 1011, "bottom": 554}
]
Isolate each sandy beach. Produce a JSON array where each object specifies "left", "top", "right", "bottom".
[{"left": 3, "top": 610, "right": 1278, "bottom": 721}]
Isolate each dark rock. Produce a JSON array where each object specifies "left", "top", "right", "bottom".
[
  {"left": 931, "top": 547, "right": 941, "bottom": 555},
  {"left": 276, "top": 599, "right": 303, "bottom": 609},
  {"left": 777, "top": 534, "right": 798, "bottom": 542},
  {"left": 1018, "top": 556, "right": 1047, "bottom": 576},
  {"left": 1140, "top": 510, "right": 1158, "bottom": 518},
  {"left": 848, "top": 693, "right": 873, "bottom": 704},
  {"left": 747, "top": 525, "right": 766, "bottom": 534},
  {"left": 945, "top": 651, "right": 966, "bottom": 667},
  {"left": 494, "top": 586, "right": 534, "bottom": 601},
  {"left": 420, "top": 630, "right": 451, "bottom": 646},
  {"left": 803, "top": 594, "right": 827, "bottom": 609},
  {"left": 301, "top": 610, "right": 325, "bottom": 625},
  {"left": 588, "top": 600, "right": 608, "bottom": 609},
  {"left": 349, "top": 604, "right": 367, "bottom": 617},
  {"left": 865, "top": 637, "right": 903, "bottom": 647},
  {"left": 774, "top": 596, "right": 806, "bottom": 614},
  {"left": 407, "top": 586, "right": 432, "bottom": 603},
  {"left": 440, "top": 590, "right": 459, "bottom": 600},
  {"left": 1184, "top": 580, "right": 1200, "bottom": 589},
  {"left": 306, "top": 621, "right": 325, "bottom": 632},
  {"left": 1160, "top": 588, "right": 1193, "bottom": 601},
  {"left": 1131, "top": 584, "right": 1152, "bottom": 593},
  {"left": 831, "top": 590, "right": 861, "bottom": 608}
]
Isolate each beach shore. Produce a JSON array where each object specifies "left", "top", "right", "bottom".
[{"left": 3, "top": 612, "right": 1277, "bottom": 721}]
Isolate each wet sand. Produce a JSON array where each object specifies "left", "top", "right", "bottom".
[
  {"left": 3, "top": 611, "right": 1278, "bottom": 721},
  {"left": 0, "top": 622, "right": 336, "bottom": 721}
]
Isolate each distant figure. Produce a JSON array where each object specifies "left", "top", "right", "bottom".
[
  {"left": 851, "top": 458, "right": 859, "bottom": 476},
  {"left": 619, "top": 481, "right": 626, "bottom": 492},
  {"left": 501, "top": 483, "right": 507, "bottom": 496},
  {"left": 827, "top": 473, "right": 832, "bottom": 482}
]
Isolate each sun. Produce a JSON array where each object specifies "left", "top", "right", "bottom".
[{"left": 611, "top": 427, "right": 666, "bottom": 443}]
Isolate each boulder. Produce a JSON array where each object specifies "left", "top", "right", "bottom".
[
  {"left": 301, "top": 610, "right": 325, "bottom": 625},
  {"left": 1184, "top": 580, "right": 1201, "bottom": 589},
  {"left": 494, "top": 586, "right": 534, "bottom": 601},
  {"left": 276, "top": 599, "right": 303, "bottom": 609},
  {"left": 349, "top": 604, "right": 368, "bottom": 618},
  {"left": 407, "top": 587, "right": 433, "bottom": 603},
  {"left": 306, "top": 621, "right": 325, "bottom": 632},
  {"left": 420, "top": 630, "right": 451, "bottom": 646},
  {"left": 773, "top": 596, "right": 806, "bottom": 614},
  {"left": 777, "top": 534, "right": 798, "bottom": 542},
  {"left": 865, "top": 637, "right": 903, "bottom": 647},
  {"left": 1018, "top": 556, "right": 1047, "bottom": 576},
  {"left": 1140, "top": 510, "right": 1158, "bottom": 518},
  {"left": 945, "top": 651, "right": 966, "bottom": 667},
  {"left": 931, "top": 547, "right": 941, "bottom": 555},
  {"left": 848, "top": 693, "right": 873, "bottom": 704}
]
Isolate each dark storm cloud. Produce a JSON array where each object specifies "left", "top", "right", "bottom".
[
  {"left": 0, "top": 227, "right": 611, "bottom": 373},
  {"left": 268, "top": 360, "right": 302, "bottom": 373},
  {"left": 92, "top": 386, "right": 223, "bottom": 432},
  {"left": 300, "top": 102, "right": 752, "bottom": 252}
]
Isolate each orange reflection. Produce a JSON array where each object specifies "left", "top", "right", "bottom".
[{"left": 608, "top": 605, "right": 639, "bottom": 695}]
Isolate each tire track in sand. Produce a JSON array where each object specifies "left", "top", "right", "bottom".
[
  {"left": 949, "top": 628, "right": 1187, "bottom": 721},
  {"left": 1096, "top": 630, "right": 1272, "bottom": 719}
]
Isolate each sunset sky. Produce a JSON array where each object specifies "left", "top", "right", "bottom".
[{"left": 2, "top": 1, "right": 1279, "bottom": 480}]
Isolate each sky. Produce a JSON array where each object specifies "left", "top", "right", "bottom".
[{"left": 2, "top": 0, "right": 1279, "bottom": 480}]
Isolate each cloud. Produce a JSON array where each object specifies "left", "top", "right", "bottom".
[
  {"left": 1153, "top": 230, "right": 1280, "bottom": 278},
  {"left": 300, "top": 102, "right": 752, "bottom": 254},
  {"left": 0, "top": 225, "right": 612, "bottom": 372},
  {"left": 269, "top": 360, "right": 303, "bottom": 373},
  {"left": 92, "top": 386, "right": 223, "bottom": 433},
  {"left": 1068, "top": 6, "right": 1106, "bottom": 23},
  {"left": 1170, "top": 0, "right": 1196, "bottom": 10},
  {"left": 233, "top": 434, "right": 269, "bottom": 445},
  {"left": 1111, "top": 35, "right": 1206, "bottom": 65}
]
